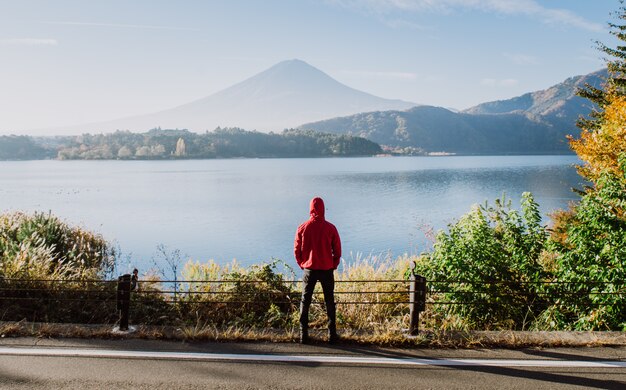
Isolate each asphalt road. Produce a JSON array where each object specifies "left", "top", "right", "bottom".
[{"left": 1, "top": 338, "right": 625, "bottom": 389}]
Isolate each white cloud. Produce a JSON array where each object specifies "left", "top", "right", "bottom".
[
  {"left": 481, "top": 78, "right": 518, "bottom": 87},
  {"left": 329, "top": 0, "right": 603, "bottom": 32},
  {"left": 0, "top": 38, "right": 58, "bottom": 46},
  {"left": 503, "top": 52, "right": 539, "bottom": 65},
  {"left": 329, "top": 0, "right": 447, "bottom": 13},
  {"left": 342, "top": 70, "right": 418, "bottom": 81}
]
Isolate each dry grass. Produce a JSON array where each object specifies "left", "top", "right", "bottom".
[
  {"left": 2, "top": 321, "right": 625, "bottom": 349},
  {"left": 333, "top": 253, "right": 413, "bottom": 331},
  {"left": 0, "top": 322, "right": 23, "bottom": 338},
  {"left": 0, "top": 211, "right": 113, "bottom": 281}
]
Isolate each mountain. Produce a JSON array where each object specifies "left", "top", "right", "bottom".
[
  {"left": 53, "top": 59, "right": 416, "bottom": 134},
  {"left": 300, "top": 106, "right": 568, "bottom": 154},
  {"left": 464, "top": 69, "right": 606, "bottom": 121},
  {"left": 299, "top": 69, "right": 607, "bottom": 154}
]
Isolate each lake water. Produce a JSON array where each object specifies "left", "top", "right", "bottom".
[{"left": 0, "top": 156, "right": 584, "bottom": 273}]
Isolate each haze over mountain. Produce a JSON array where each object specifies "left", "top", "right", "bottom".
[
  {"left": 50, "top": 59, "right": 416, "bottom": 134},
  {"left": 300, "top": 69, "right": 606, "bottom": 155}
]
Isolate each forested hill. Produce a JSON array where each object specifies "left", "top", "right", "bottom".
[
  {"left": 300, "top": 69, "right": 607, "bottom": 155},
  {"left": 0, "top": 128, "right": 382, "bottom": 160},
  {"left": 0, "top": 135, "right": 57, "bottom": 160},
  {"left": 300, "top": 106, "right": 573, "bottom": 154}
]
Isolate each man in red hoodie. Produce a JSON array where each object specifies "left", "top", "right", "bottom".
[{"left": 294, "top": 197, "right": 341, "bottom": 344}]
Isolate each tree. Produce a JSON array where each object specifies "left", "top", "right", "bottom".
[
  {"left": 51, "top": 128, "right": 381, "bottom": 160},
  {"left": 151, "top": 144, "right": 166, "bottom": 157},
  {"left": 135, "top": 146, "right": 152, "bottom": 157},
  {"left": 549, "top": 47, "right": 626, "bottom": 330},
  {"left": 547, "top": 167, "right": 626, "bottom": 330},
  {"left": 117, "top": 146, "right": 133, "bottom": 159},
  {"left": 175, "top": 138, "right": 186, "bottom": 157},
  {"left": 0, "top": 136, "right": 52, "bottom": 160},
  {"left": 577, "top": 0, "right": 626, "bottom": 129},
  {"left": 570, "top": 92, "right": 626, "bottom": 181}
]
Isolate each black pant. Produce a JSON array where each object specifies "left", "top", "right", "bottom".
[{"left": 300, "top": 269, "right": 336, "bottom": 333}]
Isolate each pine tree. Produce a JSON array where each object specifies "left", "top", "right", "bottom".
[{"left": 578, "top": 0, "right": 626, "bottom": 129}]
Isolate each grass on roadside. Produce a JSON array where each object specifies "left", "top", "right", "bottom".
[{"left": 2, "top": 321, "right": 625, "bottom": 349}]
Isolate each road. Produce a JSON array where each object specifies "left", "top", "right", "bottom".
[{"left": 0, "top": 338, "right": 625, "bottom": 389}]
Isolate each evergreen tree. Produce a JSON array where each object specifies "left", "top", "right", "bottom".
[{"left": 578, "top": 0, "right": 626, "bottom": 129}]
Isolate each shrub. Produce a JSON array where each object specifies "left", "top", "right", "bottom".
[
  {"left": 0, "top": 211, "right": 115, "bottom": 279},
  {"left": 174, "top": 259, "right": 299, "bottom": 328},
  {"left": 0, "top": 211, "right": 118, "bottom": 323},
  {"left": 423, "top": 193, "right": 550, "bottom": 330}
]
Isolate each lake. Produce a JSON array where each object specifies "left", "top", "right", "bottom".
[{"left": 0, "top": 156, "right": 584, "bottom": 274}]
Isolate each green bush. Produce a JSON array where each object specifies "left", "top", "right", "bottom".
[
  {"left": 544, "top": 161, "right": 626, "bottom": 330},
  {"left": 423, "top": 193, "right": 550, "bottom": 330}
]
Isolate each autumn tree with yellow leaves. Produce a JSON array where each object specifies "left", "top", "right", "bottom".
[
  {"left": 570, "top": 91, "right": 626, "bottom": 182},
  {"left": 545, "top": 79, "right": 626, "bottom": 330}
]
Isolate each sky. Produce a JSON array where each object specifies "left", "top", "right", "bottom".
[{"left": 0, "top": 0, "right": 620, "bottom": 134}]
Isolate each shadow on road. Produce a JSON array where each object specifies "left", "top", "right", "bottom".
[
  {"left": 521, "top": 347, "right": 621, "bottom": 362},
  {"left": 447, "top": 364, "right": 625, "bottom": 389},
  {"left": 0, "top": 368, "right": 41, "bottom": 386}
]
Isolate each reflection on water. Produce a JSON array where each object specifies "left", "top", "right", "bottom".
[{"left": 0, "top": 156, "right": 584, "bottom": 270}]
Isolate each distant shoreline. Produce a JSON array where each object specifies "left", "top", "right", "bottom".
[{"left": 0, "top": 151, "right": 577, "bottom": 162}]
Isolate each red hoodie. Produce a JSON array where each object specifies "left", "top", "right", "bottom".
[{"left": 294, "top": 197, "right": 342, "bottom": 270}]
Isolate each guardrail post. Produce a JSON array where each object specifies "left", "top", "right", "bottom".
[
  {"left": 408, "top": 263, "right": 426, "bottom": 336},
  {"left": 117, "top": 274, "right": 132, "bottom": 331}
]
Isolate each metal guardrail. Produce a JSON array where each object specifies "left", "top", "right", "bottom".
[{"left": 1, "top": 270, "right": 624, "bottom": 334}]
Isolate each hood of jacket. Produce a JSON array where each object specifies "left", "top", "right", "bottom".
[{"left": 309, "top": 197, "right": 325, "bottom": 221}]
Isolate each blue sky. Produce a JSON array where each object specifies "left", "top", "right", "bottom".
[{"left": 0, "top": 0, "right": 619, "bottom": 133}]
